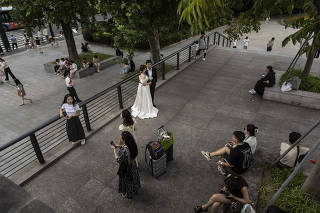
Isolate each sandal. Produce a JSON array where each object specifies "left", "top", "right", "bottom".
[
  {"left": 217, "top": 165, "right": 227, "bottom": 176},
  {"left": 194, "top": 206, "right": 208, "bottom": 213},
  {"left": 201, "top": 151, "right": 211, "bottom": 161}
]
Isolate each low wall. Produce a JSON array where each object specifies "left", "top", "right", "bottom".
[
  {"left": 43, "top": 56, "right": 120, "bottom": 79},
  {"left": 263, "top": 71, "right": 320, "bottom": 110}
]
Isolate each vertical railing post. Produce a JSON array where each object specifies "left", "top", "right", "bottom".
[
  {"left": 214, "top": 33, "right": 216, "bottom": 45},
  {"left": 222, "top": 37, "right": 225, "bottom": 47},
  {"left": 177, "top": 52, "right": 180, "bottom": 70},
  {"left": 207, "top": 36, "right": 210, "bottom": 49},
  {"left": 218, "top": 34, "right": 221, "bottom": 46},
  {"left": 162, "top": 60, "right": 165, "bottom": 80},
  {"left": 188, "top": 46, "right": 191, "bottom": 62},
  {"left": 82, "top": 104, "right": 91, "bottom": 131},
  {"left": 30, "top": 133, "right": 45, "bottom": 164},
  {"left": 117, "top": 86, "right": 124, "bottom": 109}
]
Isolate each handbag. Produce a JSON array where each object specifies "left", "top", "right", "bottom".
[
  {"left": 241, "top": 204, "right": 256, "bottom": 213},
  {"left": 281, "top": 82, "right": 292, "bottom": 92}
]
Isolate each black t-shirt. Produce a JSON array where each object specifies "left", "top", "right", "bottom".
[{"left": 226, "top": 142, "right": 251, "bottom": 174}]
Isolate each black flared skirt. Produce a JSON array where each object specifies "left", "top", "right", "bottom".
[{"left": 66, "top": 116, "right": 85, "bottom": 142}]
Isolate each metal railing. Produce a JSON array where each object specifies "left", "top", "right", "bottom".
[{"left": 0, "top": 31, "right": 231, "bottom": 178}]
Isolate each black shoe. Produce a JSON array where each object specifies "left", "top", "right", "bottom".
[
  {"left": 153, "top": 104, "right": 156, "bottom": 107},
  {"left": 194, "top": 206, "right": 208, "bottom": 213}
]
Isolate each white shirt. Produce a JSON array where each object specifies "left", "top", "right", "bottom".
[
  {"left": 61, "top": 103, "right": 80, "bottom": 116},
  {"left": 244, "top": 136, "right": 257, "bottom": 154},
  {"left": 243, "top": 39, "right": 249, "bottom": 47},
  {"left": 280, "top": 143, "right": 309, "bottom": 168},
  {"left": 65, "top": 77, "right": 73, "bottom": 87},
  {"left": 0, "top": 61, "right": 8, "bottom": 70},
  {"left": 71, "top": 63, "right": 77, "bottom": 71},
  {"left": 59, "top": 60, "right": 66, "bottom": 66},
  {"left": 233, "top": 40, "right": 237, "bottom": 47},
  {"left": 147, "top": 68, "right": 152, "bottom": 78},
  {"left": 43, "top": 29, "right": 48, "bottom": 36}
]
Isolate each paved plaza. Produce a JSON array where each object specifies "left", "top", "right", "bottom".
[{"left": 23, "top": 48, "right": 320, "bottom": 213}]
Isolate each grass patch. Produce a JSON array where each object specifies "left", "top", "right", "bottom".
[
  {"left": 258, "top": 165, "right": 320, "bottom": 213},
  {"left": 121, "top": 64, "right": 176, "bottom": 82},
  {"left": 51, "top": 51, "right": 113, "bottom": 68},
  {"left": 279, "top": 69, "right": 320, "bottom": 93}
]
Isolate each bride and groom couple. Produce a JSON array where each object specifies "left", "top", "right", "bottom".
[{"left": 131, "top": 60, "right": 159, "bottom": 119}]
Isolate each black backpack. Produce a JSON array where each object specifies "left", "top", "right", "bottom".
[{"left": 241, "top": 145, "right": 253, "bottom": 172}]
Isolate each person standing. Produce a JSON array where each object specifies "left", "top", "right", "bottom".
[
  {"left": 42, "top": 28, "right": 49, "bottom": 42},
  {"left": 243, "top": 36, "right": 249, "bottom": 50},
  {"left": 70, "top": 60, "right": 78, "bottom": 78},
  {"left": 0, "top": 58, "right": 16, "bottom": 82},
  {"left": 14, "top": 79, "right": 32, "bottom": 106},
  {"left": 10, "top": 35, "right": 18, "bottom": 50},
  {"left": 145, "top": 59, "right": 157, "bottom": 107},
  {"left": 110, "top": 131, "right": 140, "bottom": 199},
  {"left": 93, "top": 55, "right": 100, "bottom": 73},
  {"left": 131, "top": 65, "right": 158, "bottom": 119},
  {"left": 196, "top": 32, "right": 207, "bottom": 61},
  {"left": 232, "top": 39, "right": 237, "bottom": 48},
  {"left": 64, "top": 71, "right": 81, "bottom": 103},
  {"left": 267, "top": 37, "right": 275, "bottom": 52},
  {"left": 59, "top": 94, "right": 86, "bottom": 145}
]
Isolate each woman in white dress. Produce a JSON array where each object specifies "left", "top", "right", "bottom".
[{"left": 131, "top": 65, "right": 158, "bottom": 119}]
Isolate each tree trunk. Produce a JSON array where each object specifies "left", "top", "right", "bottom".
[
  {"left": 302, "top": 162, "right": 320, "bottom": 201},
  {"left": 303, "top": 46, "right": 316, "bottom": 76},
  {"left": 48, "top": 23, "right": 54, "bottom": 38},
  {"left": 147, "top": 28, "right": 161, "bottom": 64},
  {"left": 61, "top": 22, "right": 78, "bottom": 61},
  {"left": 0, "top": 19, "right": 11, "bottom": 52}
]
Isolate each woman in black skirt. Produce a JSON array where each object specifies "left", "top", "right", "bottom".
[
  {"left": 59, "top": 94, "right": 86, "bottom": 145},
  {"left": 249, "top": 65, "right": 275, "bottom": 97},
  {"left": 110, "top": 131, "right": 140, "bottom": 199}
]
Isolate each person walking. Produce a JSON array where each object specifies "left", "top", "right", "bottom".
[
  {"left": 42, "top": 28, "right": 49, "bottom": 42},
  {"left": 145, "top": 60, "right": 157, "bottom": 106},
  {"left": 110, "top": 131, "right": 140, "bottom": 199},
  {"left": 15, "top": 79, "right": 32, "bottom": 106},
  {"left": 196, "top": 32, "right": 207, "bottom": 61},
  {"left": 232, "top": 39, "right": 237, "bottom": 48},
  {"left": 60, "top": 94, "right": 86, "bottom": 145},
  {"left": 0, "top": 58, "right": 16, "bottom": 82},
  {"left": 10, "top": 35, "right": 18, "bottom": 50},
  {"left": 64, "top": 71, "right": 81, "bottom": 103},
  {"left": 267, "top": 37, "right": 275, "bottom": 52},
  {"left": 243, "top": 36, "right": 249, "bottom": 50}
]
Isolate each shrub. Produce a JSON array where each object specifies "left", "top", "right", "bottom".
[{"left": 280, "top": 69, "right": 320, "bottom": 93}]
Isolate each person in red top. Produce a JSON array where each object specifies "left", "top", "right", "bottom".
[{"left": 64, "top": 71, "right": 81, "bottom": 103}]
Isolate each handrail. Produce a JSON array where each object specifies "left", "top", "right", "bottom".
[
  {"left": 1, "top": 30, "right": 229, "bottom": 153},
  {"left": 271, "top": 119, "right": 320, "bottom": 167},
  {"left": 263, "top": 138, "right": 320, "bottom": 213}
]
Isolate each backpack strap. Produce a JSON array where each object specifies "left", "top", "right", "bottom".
[{"left": 294, "top": 146, "right": 300, "bottom": 167}]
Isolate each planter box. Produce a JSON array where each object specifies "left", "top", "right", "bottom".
[{"left": 264, "top": 71, "right": 320, "bottom": 109}]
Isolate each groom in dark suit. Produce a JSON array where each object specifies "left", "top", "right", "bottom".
[{"left": 145, "top": 59, "right": 157, "bottom": 107}]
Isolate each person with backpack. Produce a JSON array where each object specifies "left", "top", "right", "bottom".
[
  {"left": 201, "top": 131, "right": 252, "bottom": 176},
  {"left": 279, "top": 132, "right": 309, "bottom": 168},
  {"left": 194, "top": 175, "right": 252, "bottom": 213},
  {"left": 110, "top": 131, "right": 140, "bottom": 199},
  {"left": 15, "top": 79, "right": 32, "bottom": 106}
]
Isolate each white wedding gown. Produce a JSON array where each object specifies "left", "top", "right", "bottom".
[{"left": 131, "top": 75, "right": 158, "bottom": 119}]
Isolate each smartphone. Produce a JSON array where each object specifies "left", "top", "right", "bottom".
[
  {"left": 110, "top": 141, "right": 115, "bottom": 147},
  {"left": 222, "top": 191, "right": 231, "bottom": 197},
  {"left": 62, "top": 111, "right": 67, "bottom": 117}
]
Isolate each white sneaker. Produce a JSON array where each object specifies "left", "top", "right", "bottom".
[
  {"left": 71, "top": 142, "right": 76, "bottom": 145},
  {"left": 249, "top": 89, "right": 256, "bottom": 95},
  {"left": 201, "top": 151, "right": 211, "bottom": 161},
  {"left": 202, "top": 58, "right": 206, "bottom": 61},
  {"left": 81, "top": 139, "right": 86, "bottom": 145}
]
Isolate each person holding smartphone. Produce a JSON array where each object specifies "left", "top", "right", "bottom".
[
  {"left": 110, "top": 131, "right": 140, "bottom": 199},
  {"left": 60, "top": 94, "right": 86, "bottom": 145},
  {"left": 194, "top": 175, "right": 252, "bottom": 213}
]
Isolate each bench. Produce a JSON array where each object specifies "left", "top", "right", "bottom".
[
  {"left": 263, "top": 71, "right": 320, "bottom": 110},
  {"left": 43, "top": 56, "right": 120, "bottom": 79}
]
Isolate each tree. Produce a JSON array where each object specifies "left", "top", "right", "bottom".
[
  {"left": 6, "top": 0, "right": 97, "bottom": 60},
  {"left": 178, "top": 0, "right": 320, "bottom": 76},
  {"left": 100, "top": 0, "right": 181, "bottom": 63}
]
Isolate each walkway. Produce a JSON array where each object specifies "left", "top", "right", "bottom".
[{"left": 23, "top": 48, "right": 320, "bottom": 213}]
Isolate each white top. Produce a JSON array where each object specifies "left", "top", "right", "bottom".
[
  {"left": 0, "top": 61, "right": 8, "bottom": 70},
  {"left": 65, "top": 77, "right": 73, "bottom": 87},
  {"left": 280, "top": 143, "right": 309, "bottom": 168},
  {"left": 59, "top": 60, "right": 66, "bottom": 66},
  {"left": 233, "top": 40, "right": 237, "bottom": 47},
  {"left": 119, "top": 118, "right": 136, "bottom": 139},
  {"left": 244, "top": 136, "right": 257, "bottom": 154},
  {"left": 61, "top": 103, "right": 80, "bottom": 116},
  {"left": 147, "top": 68, "right": 152, "bottom": 78},
  {"left": 243, "top": 39, "right": 249, "bottom": 47},
  {"left": 195, "top": 43, "right": 199, "bottom": 51},
  {"left": 71, "top": 63, "right": 77, "bottom": 71},
  {"left": 43, "top": 29, "right": 48, "bottom": 35}
]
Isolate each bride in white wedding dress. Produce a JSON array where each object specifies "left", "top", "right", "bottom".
[{"left": 131, "top": 65, "right": 158, "bottom": 119}]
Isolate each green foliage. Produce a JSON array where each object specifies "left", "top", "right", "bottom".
[
  {"left": 159, "top": 132, "right": 174, "bottom": 151},
  {"left": 259, "top": 166, "right": 320, "bottom": 213},
  {"left": 280, "top": 69, "right": 320, "bottom": 93}
]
